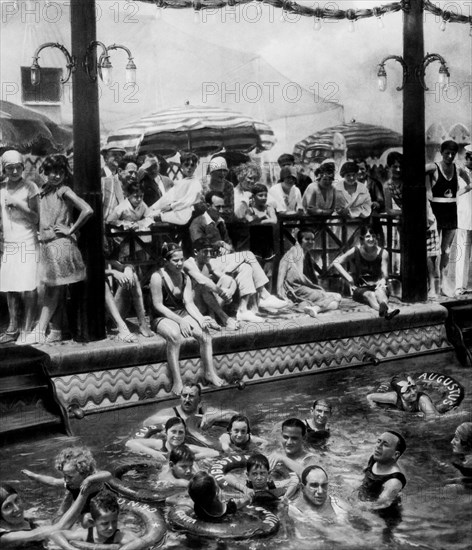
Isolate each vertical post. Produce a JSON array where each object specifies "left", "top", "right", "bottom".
[
  {"left": 402, "top": 0, "right": 428, "bottom": 301},
  {"left": 71, "top": 0, "right": 106, "bottom": 341}
]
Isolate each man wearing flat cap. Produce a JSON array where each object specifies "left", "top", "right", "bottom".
[
  {"left": 278, "top": 153, "right": 312, "bottom": 196},
  {"left": 101, "top": 145, "right": 126, "bottom": 220}
]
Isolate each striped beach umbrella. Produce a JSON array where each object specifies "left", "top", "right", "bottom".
[
  {"left": 294, "top": 121, "right": 402, "bottom": 163},
  {"left": 105, "top": 104, "right": 276, "bottom": 157}
]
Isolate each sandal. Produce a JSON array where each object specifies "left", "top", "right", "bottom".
[
  {"left": 385, "top": 309, "right": 400, "bottom": 321},
  {"left": 116, "top": 330, "right": 138, "bottom": 343}
]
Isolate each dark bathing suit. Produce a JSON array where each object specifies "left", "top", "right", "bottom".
[{"left": 359, "top": 456, "right": 406, "bottom": 504}]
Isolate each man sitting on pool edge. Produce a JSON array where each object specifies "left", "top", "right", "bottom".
[
  {"left": 269, "top": 418, "right": 317, "bottom": 477},
  {"left": 143, "top": 382, "right": 238, "bottom": 447}
]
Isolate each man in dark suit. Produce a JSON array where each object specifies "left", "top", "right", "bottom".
[
  {"left": 138, "top": 154, "right": 174, "bottom": 207},
  {"left": 101, "top": 145, "right": 126, "bottom": 220}
]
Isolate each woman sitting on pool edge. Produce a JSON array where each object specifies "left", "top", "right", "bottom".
[
  {"left": 366, "top": 373, "right": 439, "bottom": 416},
  {"left": 126, "top": 417, "right": 219, "bottom": 462},
  {"left": 333, "top": 225, "right": 400, "bottom": 320},
  {"left": 149, "top": 242, "right": 224, "bottom": 395},
  {"left": 0, "top": 481, "right": 94, "bottom": 548}
]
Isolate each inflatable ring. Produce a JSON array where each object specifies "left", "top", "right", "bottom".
[
  {"left": 415, "top": 372, "right": 464, "bottom": 413},
  {"left": 133, "top": 424, "right": 164, "bottom": 439},
  {"left": 66, "top": 498, "right": 166, "bottom": 550},
  {"left": 107, "top": 459, "right": 179, "bottom": 503},
  {"left": 167, "top": 504, "right": 279, "bottom": 540},
  {"left": 210, "top": 454, "right": 251, "bottom": 488}
]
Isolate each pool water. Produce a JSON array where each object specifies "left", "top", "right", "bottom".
[{"left": 1, "top": 351, "right": 471, "bottom": 550}]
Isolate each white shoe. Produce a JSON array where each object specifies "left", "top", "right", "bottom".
[
  {"left": 236, "top": 310, "right": 265, "bottom": 323},
  {"left": 259, "top": 295, "right": 288, "bottom": 310}
]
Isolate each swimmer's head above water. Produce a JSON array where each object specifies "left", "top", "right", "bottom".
[
  {"left": 281, "top": 418, "right": 307, "bottom": 458},
  {"left": 311, "top": 400, "right": 332, "bottom": 430},
  {"left": 180, "top": 382, "right": 202, "bottom": 414},
  {"left": 451, "top": 422, "right": 472, "bottom": 454},
  {"left": 373, "top": 431, "right": 406, "bottom": 465},
  {"left": 301, "top": 465, "right": 329, "bottom": 507},
  {"left": 55, "top": 447, "right": 97, "bottom": 491},
  {"left": 169, "top": 445, "right": 195, "bottom": 480},
  {"left": 0, "top": 483, "right": 25, "bottom": 527},
  {"left": 391, "top": 374, "right": 419, "bottom": 405}
]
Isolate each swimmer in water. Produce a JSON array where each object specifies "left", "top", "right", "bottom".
[
  {"left": 290, "top": 465, "right": 348, "bottom": 521},
  {"left": 188, "top": 471, "right": 252, "bottom": 522},
  {"left": 50, "top": 491, "right": 138, "bottom": 549},
  {"left": 126, "top": 417, "right": 219, "bottom": 462},
  {"left": 0, "top": 481, "right": 95, "bottom": 548},
  {"left": 22, "top": 447, "right": 111, "bottom": 521},
  {"left": 366, "top": 373, "right": 439, "bottom": 417},
  {"left": 451, "top": 422, "right": 472, "bottom": 477},
  {"left": 358, "top": 431, "right": 407, "bottom": 510},
  {"left": 219, "top": 415, "right": 267, "bottom": 454},
  {"left": 143, "top": 382, "right": 237, "bottom": 447},
  {"left": 304, "top": 399, "right": 332, "bottom": 441},
  {"left": 220, "top": 452, "right": 299, "bottom": 503},
  {"left": 269, "top": 418, "right": 317, "bottom": 477},
  {"left": 155, "top": 444, "right": 197, "bottom": 490}
]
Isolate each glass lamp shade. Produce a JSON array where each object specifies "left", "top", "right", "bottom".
[
  {"left": 126, "top": 61, "right": 137, "bottom": 84},
  {"left": 377, "top": 73, "right": 387, "bottom": 92},
  {"left": 438, "top": 66, "right": 449, "bottom": 89},
  {"left": 313, "top": 18, "right": 322, "bottom": 31},
  {"left": 101, "top": 63, "right": 113, "bottom": 87},
  {"left": 31, "top": 65, "right": 41, "bottom": 86}
]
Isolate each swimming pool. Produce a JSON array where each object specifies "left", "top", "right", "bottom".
[{"left": 1, "top": 351, "right": 471, "bottom": 549}]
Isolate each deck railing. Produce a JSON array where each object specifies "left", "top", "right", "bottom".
[{"left": 105, "top": 214, "right": 401, "bottom": 289}]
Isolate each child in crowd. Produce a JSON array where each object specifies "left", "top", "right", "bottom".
[
  {"left": 223, "top": 453, "right": 299, "bottom": 504},
  {"left": 246, "top": 184, "right": 277, "bottom": 224},
  {"left": 26, "top": 155, "right": 93, "bottom": 344},
  {"left": 333, "top": 225, "right": 400, "bottom": 320},
  {"left": 366, "top": 373, "right": 439, "bottom": 416},
  {"left": 50, "top": 491, "right": 138, "bottom": 549},
  {"left": 106, "top": 180, "right": 153, "bottom": 262},
  {"left": 22, "top": 446, "right": 111, "bottom": 520},
  {"left": 126, "top": 417, "right": 219, "bottom": 462},
  {"left": 219, "top": 414, "right": 267, "bottom": 454},
  {"left": 155, "top": 445, "right": 197, "bottom": 490},
  {"left": 188, "top": 471, "right": 252, "bottom": 522}
]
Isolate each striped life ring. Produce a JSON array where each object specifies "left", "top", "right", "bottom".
[
  {"left": 106, "top": 459, "right": 179, "bottom": 503},
  {"left": 415, "top": 372, "right": 464, "bottom": 413},
  {"left": 167, "top": 504, "right": 279, "bottom": 540},
  {"left": 66, "top": 498, "right": 166, "bottom": 550}
]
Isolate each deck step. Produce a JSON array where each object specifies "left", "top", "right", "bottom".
[
  {"left": 0, "top": 409, "right": 63, "bottom": 434},
  {"left": 0, "top": 374, "right": 49, "bottom": 395}
]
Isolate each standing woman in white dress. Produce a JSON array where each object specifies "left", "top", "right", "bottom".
[{"left": 0, "top": 150, "right": 40, "bottom": 344}]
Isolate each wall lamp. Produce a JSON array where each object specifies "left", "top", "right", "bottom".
[
  {"left": 30, "top": 43, "right": 76, "bottom": 86},
  {"left": 377, "top": 53, "right": 450, "bottom": 92},
  {"left": 377, "top": 55, "right": 409, "bottom": 92},
  {"left": 31, "top": 41, "right": 136, "bottom": 87},
  {"left": 417, "top": 53, "right": 450, "bottom": 90}
]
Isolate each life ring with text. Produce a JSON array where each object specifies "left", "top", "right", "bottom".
[
  {"left": 415, "top": 372, "right": 464, "bottom": 413},
  {"left": 106, "top": 459, "right": 178, "bottom": 504},
  {"left": 167, "top": 504, "right": 279, "bottom": 540},
  {"left": 67, "top": 498, "right": 166, "bottom": 550},
  {"left": 210, "top": 454, "right": 252, "bottom": 488},
  {"left": 133, "top": 424, "right": 164, "bottom": 439}
]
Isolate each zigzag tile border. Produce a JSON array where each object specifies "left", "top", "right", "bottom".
[{"left": 52, "top": 324, "right": 450, "bottom": 412}]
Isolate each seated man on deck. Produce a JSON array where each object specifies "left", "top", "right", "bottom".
[
  {"left": 269, "top": 418, "right": 317, "bottom": 477},
  {"left": 184, "top": 238, "right": 239, "bottom": 331},
  {"left": 189, "top": 191, "right": 287, "bottom": 322},
  {"left": 143, "top": 382, "right": 237, "bottom": 446}
]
